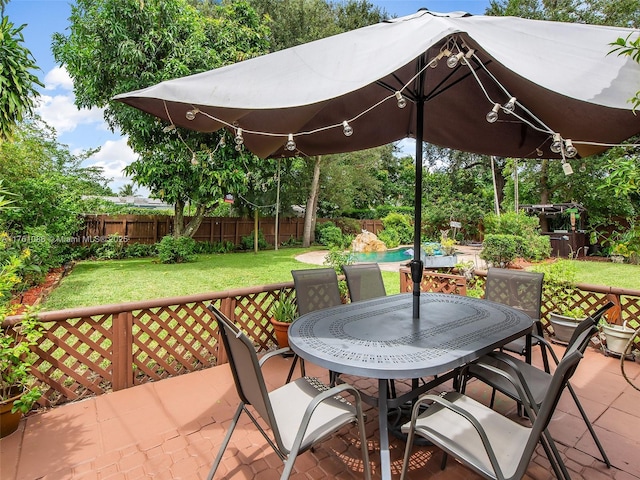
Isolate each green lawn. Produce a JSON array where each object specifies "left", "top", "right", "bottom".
[
  {"left": 42, "top": 248, "right": 402, "bottom": 310},
  {"left": 42, "top": 249, "right": 640, "bottom": 311}
]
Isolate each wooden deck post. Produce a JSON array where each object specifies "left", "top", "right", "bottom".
[{"left": 112, "top": 312, "right": 134, "bottom": 391}]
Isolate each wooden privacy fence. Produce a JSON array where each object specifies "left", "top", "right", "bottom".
[
  {"left": 79, "top": 215, "right": 384, "bottom": 246},
  {"left": 4, "top": 271, "right": 640, "bottom": 411}
]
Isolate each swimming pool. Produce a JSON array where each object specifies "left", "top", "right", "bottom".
[{"left": 351, "top": 244, "right": 443, "bottom": 263}]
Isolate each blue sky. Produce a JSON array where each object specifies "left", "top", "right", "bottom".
[{"left": 4, "top": 0, "right": 491, "bottom": 194}]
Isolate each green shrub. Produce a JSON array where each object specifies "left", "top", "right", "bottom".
[
  {"left": 521, "top": 234, "right": 551, "bottom": 261},
  {"left": 484, "top": 211, "right": 539, "bottom": 236},
  {"left": 480, "top": 234, "right": 519, "bottom": 267},
  {"left": 333, "top": 217, "right": 362, "bottom": 235},
  {"left": 382, "top": 213, "right": 413, "bottom": 244},
  {"left": 125, "top": 242, "right": 157, "bottom": 258},
  {"left": 377, "top": 228, "right": 400, "bottom": 248},
  {"left": 157, "top": 235, "right": 196, "bottom": 264},
  {"left": 193, "top": 240, "right": 235, "bottom": 254},
  {"left": 95, "top": 234, "right": 128, "bottom": 260},
  {"left": 316, "top": 222, "right": 344, "bottom": 248},
  {"left": 240, "top": 230, "right": 269, "bottom": 251}
]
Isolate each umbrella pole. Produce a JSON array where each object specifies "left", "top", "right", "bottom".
[{"left": 411, "top": 97, "right": 425, "bottom": 319}]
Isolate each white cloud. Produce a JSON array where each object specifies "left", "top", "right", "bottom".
[
  {"left": 43, "top": 66, "right": 74, "bottom": 91},
  {"left": 86, "top": 138, "right": 142, "bottom": 194},
  {"left": 36, "top": 93, "right": 104, "bottom": 134}
]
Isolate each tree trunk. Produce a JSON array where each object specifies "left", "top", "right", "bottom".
[
  {"left": 302, "top": 155, "right": 322, "bottom": 247},
  {"left": 183, "top": 203, "right": 208, "bottom": 238},
  {"left": 173, "top": 198, "right": 185, "bottom": 237}
]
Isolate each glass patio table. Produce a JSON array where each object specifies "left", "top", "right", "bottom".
[{"left": 288, "top": 292, "right": 533, "bottom": 480}]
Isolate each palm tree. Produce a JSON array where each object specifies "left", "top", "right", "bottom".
[{"left": 118, "top": 183, "right": 139, "bottom": 197}]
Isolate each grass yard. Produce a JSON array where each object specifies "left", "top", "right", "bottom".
[
  {"left": 42, "top": 247, "right": 402, "bottom": 310},
  {"left": 41, "top": 248, "right": 640, "bottom": 312}
]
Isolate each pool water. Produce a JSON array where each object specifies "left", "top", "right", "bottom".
[{"left": 351, "top": 244, "right": 443, "bottom": 263}]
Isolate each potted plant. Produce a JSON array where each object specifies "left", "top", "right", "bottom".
[
  {"left": 598, "top": 308, "right": 639, "bottom": 356},
  {"left": 421, "top": 232, "right": 458, "bottom": 269},
  {"left": 532, "top": 261, "right": 584, "bottom": 344},
  {"left": 1, "top": 310, "right": 43, "bottom": 438},
  {"left": 269, "top": 293, "right": 298, "bottom": 348}
]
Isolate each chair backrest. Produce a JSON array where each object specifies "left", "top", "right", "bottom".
[
  {"left": 485, "top": 268, "right": 544, "bottom": 321},
  {"left": 564, "top": 301, "right": 615, "bottom": 358},
  {"left": 517, "top": 349, "right": 583, "bottom": 479},
  {"left": 291, "top": 268, "right": 342, "bottom": 315},
  {"left": 208, "top": 305, "right": 283, "bottom": 444},
  {"left": 343, "top": 263, "right": 386, "bottom": 302}
]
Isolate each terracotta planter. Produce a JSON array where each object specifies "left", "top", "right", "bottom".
[
  {"left": 1, "top": 391, "right": 23, "bottom": 438},
  {"left": 270, "top": 318, "right": 292, "bottom": 348},
  {"left": 549, "top": 312, "right": 581, "bottom": 344},
  {"left": 601, "top": 324, "right": 635, "bottom": 355}
]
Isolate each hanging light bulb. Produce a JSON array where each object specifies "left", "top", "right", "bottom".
[
  {"left": 536, "top": 148, "right": 543, "bottom": 157},
  {"left": 562, "top": 160, "right": 574, "bottom": 176},
  {"left": 447, "top": 52, "right": 464, "bottom": 68},
  {"left": 162, "top": 124, "right": 176, "bottom": 133},
  {"left": 486, "top": 103, "right": 500, "bottom": 123},
  {"left": 219, "top": 135, "right": 226, "bottom": 147},
  {"left": 342, "top": 121, "right": 353, "bottom": 137},
  {"left": 286, "top": 133, "right": 296, "bottom": 151},
  {"left": 234, "top": 128, "right": 244, "bottom": 145},
  {"left": 185, "top": 108, "right": 199, "bottom": 121},
  {"left": 580, "top": 162, "right": 586, "bottom": 172},
  {"left": 550, "top": 133, "right": 563, "bottom": 154},
  {"left": 503, "top": 97, "right": 516, "bottom": 113},
  {"left": 190, "top": 153, "right": 199, "bottom": 166},
  {"left": 564, "top": 139, "right": 578, "bottom": 158},
  {"left": 395, "top": 91, "right": 407, "bottom": 109}
]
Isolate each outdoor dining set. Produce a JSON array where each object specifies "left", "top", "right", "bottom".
[{"left": 206, "top": 264, "right": 614, "bottom": 480}]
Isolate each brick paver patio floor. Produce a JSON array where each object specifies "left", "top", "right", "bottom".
[{"left": 1, "top": 344, "right": 639, "bottom": 479}]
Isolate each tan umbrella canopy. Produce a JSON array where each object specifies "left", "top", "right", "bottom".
[{"left": 115, "top": 9, "right": 640, "bottom": 317}]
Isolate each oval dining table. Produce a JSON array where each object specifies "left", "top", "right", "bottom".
[{"left": 288, "top": 292, "right": 533, "bottom": 480}]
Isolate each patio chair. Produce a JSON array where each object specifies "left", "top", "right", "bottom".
[
  {"left": 289, "top": 268, "right": 343, "bottom": 383},
  {"left": 292, "top": 267, "right": 342, "bottom": 314},
  {"left": 343, "top": 263, "right": 386, "bottom": 302},
  {"left": 485, "top": 268, "right": 550, "bottom": 373},
  {"left": 399, "top": 349, "right": 585, "bottom": 480},
  {"left": 207, "top": 305, "right": 371, "bottom": 480},
  {"left": 464, "top": 301, "right": 614, "bottom": 471}
]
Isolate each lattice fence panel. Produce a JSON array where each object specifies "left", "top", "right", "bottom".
[
  {"left": 234, "top": 288, "right": 295, "bottom": 352},
  {"left": 29, "top": 314, "right": 114, "bottom": 407},
  {"left": 131, "top": 301, "right": 218, "bottom": 384}
]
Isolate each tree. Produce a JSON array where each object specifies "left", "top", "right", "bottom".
[
  {"left": 118, "top": 183, "right": 139, "bottom": 197},
  {"left": 0, "top": 2, "right": 43, "bottom": 142},
  {"left": 0, "top": 117, "right": 113, "bottom": 267},
  {"left": 246, "top": 0, "right": 387, "bottom": 245},
  {"left": 52, "top": 0, "right": 271, "bottom": 237}
]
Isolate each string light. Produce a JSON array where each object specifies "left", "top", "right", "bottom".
[
  {"left": 286, "top": 133, "right": 296, "bottom": 151},
  {"left": 158, "top": 35, "right": 640, "bottom": 160},
  {"left": 447, "top": 51, "right": 464, "bottom": 68},
  {"left": 190, "top": 153, "right": 199, "bottom": 165},
  {"left": 580, "top": 162, "right": 586, "bottom": 172},
  {"left": 486, "top": 103, "right": 500, "bottom": 123},
  {"left": 185, "top": 108, "right": 199, "bottom": 121},
  {"left": 550, "top": 133, "right": 563, "bottom": 154},
  {"left": 503, "top": 97, "right": 516, "bottom": 113},
  {"left": 234, "top": 128, "right": 244, "bottom": 151},
  {"left": 564, "top": 139, "right": 578, "bottom": 158}
]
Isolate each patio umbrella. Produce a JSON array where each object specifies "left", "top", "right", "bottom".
[{"left": 114, "top": 9, "right": 640, "bottom": 318}]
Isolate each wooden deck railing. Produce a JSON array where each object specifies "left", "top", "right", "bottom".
[{"left": 3, "top": 270, "right": 640, "bottom": 411}]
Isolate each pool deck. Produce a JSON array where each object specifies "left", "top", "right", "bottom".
[{"left": 295, "top": 244, "right": 484, "bottom": 272}]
